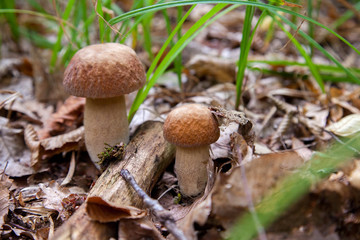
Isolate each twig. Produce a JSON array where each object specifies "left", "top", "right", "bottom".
[{"left": 120, "top": 169, "right": 187, "bottom": 240}]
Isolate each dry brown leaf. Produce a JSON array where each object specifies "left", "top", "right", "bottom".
[
  {"left": 37, "top": 181, "right": 86, "bottom": 220},
  {"left": 37, "top": 96, "right": 85, "bottom": 139},
  {"left": 186, "top": 54, "right": 236, "bottom": 83},
  {"left": 292, "top": 137, "right": 313, "bottom": 162},
  {"left": 116, "top": 0, "right": 134, "bottom": 11},
  {"left": 326, "top": 114, "right": 360, "bottom": 137},
  {"left": 268, "top": 88, "right": 316, "bottom": 99},
  {"left": 25, "top": 124, "right": 84, "bottom": 167},
  {"left": 0, "top": 117, "right": 46, "bottom": 177},
  {"left": 176, "top": 197, "right": 212, "bottom": 240},
  {"left": 86, "top": 196, "right": 146, "bottom": 222},
  {"left": 348, "top": 160, "right": 360, "bottom": 189},
  {"left": 332, "top": 97, "right": 360, "bottom": 114},
  {"left": 212, "top": 152, "right": 304, "bottom": 235},
  {"left": 177, "top": 151, "right": 304, "bottom": 239},
  {"left": 118, "top": 218, "right": 165, "bottom": 240},
  {"left": 0, "top": 173, "right": 12, "bottom": 228},
  {"left": 330, "top": 104, "right": 344, "bottom": 122},
  {"left": 40, "top": 126, "right": 84, "bottom": 152},
  {"left": 299, "top": 103, "right": 329, "bottom": 138},
  {"left": 0, "top": 58, "right": 34, "bottom": 100},
  {"left": 1, "top": 224, "right": 36, "bottom": 239},
  {"left": 0, "top": 91, "right": 22, "bottom": 110}
]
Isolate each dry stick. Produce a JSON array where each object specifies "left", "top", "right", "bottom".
[
  {"left": 120, "top": 169, "right": 187, "bottom": 240},
  {"left": 52, "top": 121, "right": 175, "bottom": 240}
]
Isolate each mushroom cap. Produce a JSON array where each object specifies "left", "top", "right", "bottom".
[
  {"left": 63, "top": 43, "right": 146, "bottom": 98},
  {"left": 163, "top": 104, "right": 220, "bottom": 147}
]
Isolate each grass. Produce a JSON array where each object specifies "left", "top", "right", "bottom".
[
  {"left": 1, "top": 1, "right": 360, "bottom": 239},
  {"left": 106, "top": 0, "right": 360, "bottom": 118},
  {"left": 229, "top": 133, "right": 360, "bottom": 240},
  {"left": 235, "top": 0, "right": 256, "bottom": 109}
]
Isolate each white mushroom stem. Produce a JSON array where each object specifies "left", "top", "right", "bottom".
[
  {"left": 175, "top": 145, "right": 210, "bottom": 196},
  {"left": 84, "top": 95, "right": 129, "bottom": 167}
]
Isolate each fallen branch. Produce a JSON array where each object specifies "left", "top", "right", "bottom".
[
  {"left": 52, "top": 121, "right": 175, "bottom": 240},
  {"left": 121, "top": 169, "right": 187, "bottom": 240}
]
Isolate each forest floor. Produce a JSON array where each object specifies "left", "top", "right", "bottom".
[{"left": 1, "top": 1, "right": 360, "bottom": 240}]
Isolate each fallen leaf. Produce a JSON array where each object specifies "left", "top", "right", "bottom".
[
  {"left": 118, "top": 218, "right": 165, "bottom": 240},
  {"left": 186, "top": 54, "right": 236, "bottom": 83},
  {"left": 0, "top": 117, "right": 46, "bottom": 177},
  {"left": 0, "top": 58, "right": 34, "bottom": 100},
  {"left": 177, "top": 151, "right": 304, "bottom": 238},
  {"left": 37, "top": 181, "right": 86, "bottom": 221},
  {"left": 177, "top": 197, "right": 212, "bottom": 240},
  {"left": 0, "top": 173, "right": 12, "bottom": 228},
  {"left": 86, "top": 196, "right": 146, "bottom": 222},
  {"left": 24, "top": 125, "right": 84, "bottom": 167},
  {"left": 332, "top": 97, "right": 360, "bottom": 114},
  {"left": 348, "top": 160, "right": 360, "bottom": 189},
  {"left": 37, "top": 96, "right": 85, "bottom": 139},
  {"left": 292, "top": 137, "right": 313, "bottom": 162},
  {"left": 326, "top": 114, "right": 360, "bottom": 137}
]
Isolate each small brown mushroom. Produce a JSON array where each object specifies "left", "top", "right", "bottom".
[
  {"left": 63, "top": 43, "right": 145, "bottom": 167},
  {"left": 163, "top": 104, "right": 220, "bottom": 196}
]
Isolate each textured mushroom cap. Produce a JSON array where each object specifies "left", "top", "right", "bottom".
[
  {"left": 163, "top": 104, "right": 220, "bottom": 147},
  {"left": 63, "top": 43, "right": 146, "bottom": 98}
]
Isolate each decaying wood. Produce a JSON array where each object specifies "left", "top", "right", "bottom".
[{"left": 52, "top": 121, "right": 175, "bottom": 240}]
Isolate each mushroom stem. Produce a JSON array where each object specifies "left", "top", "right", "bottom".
[
  {"left": 175, "top": 145, "right": 210, "bottom": 196},
  {"left": 84, "top": 95, "right": 129, "bottom": 166}
]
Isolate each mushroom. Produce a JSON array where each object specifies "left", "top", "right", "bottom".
[
  {"left": 63, "top": 43, "right": 146, "bottom": 167},
  {"left": 163, "top": 104, "right": 220, "bottom": 196}
]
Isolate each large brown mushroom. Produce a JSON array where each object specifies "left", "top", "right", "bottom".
[
  {"left": 63, "top": 43, "right": 145, "bottom": 167},
  {"left": 163, "top": 104, "right": 220, "bottom": 196}
]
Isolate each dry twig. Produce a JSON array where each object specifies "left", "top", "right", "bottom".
[{"left": 121, "top": 169, "right": 187, "bottom": 240}]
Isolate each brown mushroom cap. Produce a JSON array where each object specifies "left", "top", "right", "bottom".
[
  {"left": 63, "top": 43, "right": 146, "bottom": 98},
  {"left": 163, "top": 104, "right": 220, "bottom": 147}
]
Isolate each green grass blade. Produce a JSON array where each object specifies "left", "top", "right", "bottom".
[
  {"left": 141, "top": 17, "right": 154, "bottom": 60},
  {"left": 272, "top": 10, "right": 360, "bottom": 84},
  {"left": 307, "top": 0, "right": 314, "bottom": 56},
  {"left": 143, "top": 0, "right": 156, "bottom": 60},
  {"left": 273, "top": 14, "right": 325, "bottom": 92},
  {"left": 108, "top": 0, "right": 360, "bottom": 56},
  {"left": 27, "top": 0, "right": 46, "bottom": 13},
  {"left": 96, "top": 0, "right": 105, "bottom": 43},
  {"left": 128, "top": 4, "right": 197, "bottom": 121},
  {"left": 161, "top": 7, "right": 183, "bottom": 87},
  {"left": 175, "top": 6, "right": 184, "bottom": 88},
  {"left": 19, "top": 28, "right": 54, "bottom": 49},
  {"left": 235, "top": 10, "right": 267, "bottom": 109},
  {"left": 146, "top": 5, "right": 196, "bottom": 81},
  {"left": 129, "top": 4, "right": 240, "bottom": 121},
  {"left": 332, "top": 1, "right": 360, "bottom": 30},
  {"left": 80, "top": 0, "right": 90, "bottom": 45},
  {"left": 49, "top": 0, "right": 76, "bottom": 71},
  {"left": 119, "top": 17, "right": 143, "bottom": 44},
  {"left": 0, "top": 0, "right": 20, "bottom": 40},
  {"left": 0, "top": 9, "right": 76, "bottom": 27},
  {"left": 230, "top": 134, "right": 360, "bottom": 240},
  {"left": 235, "top": 1, "right": 256, "bottom": 110},
  {"left": 247, "top": 60, "right": 360, "bottom": 75}
]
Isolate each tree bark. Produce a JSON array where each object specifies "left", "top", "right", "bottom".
[{"left": 52, "top": 121, "right": 175, "bottom": 240}]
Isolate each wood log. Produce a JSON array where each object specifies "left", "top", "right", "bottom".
[{"left": 52, "top": 121, "right": 175, "bottom": 240}]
